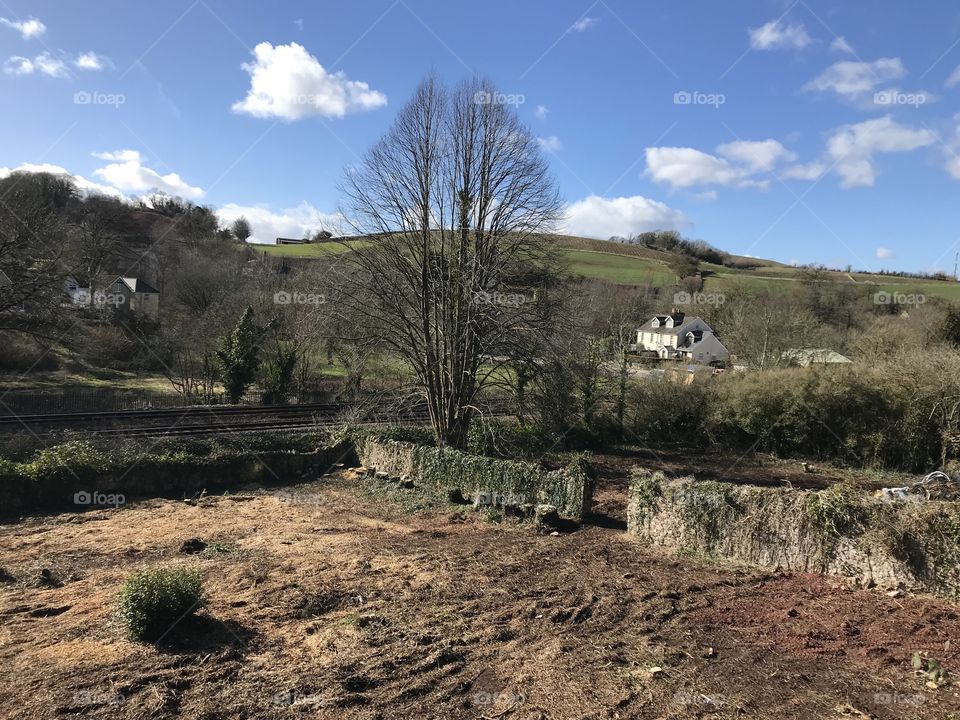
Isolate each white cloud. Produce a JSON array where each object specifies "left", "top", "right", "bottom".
[
  {"left": 940, "top": 118, "right": 960, "bottom": 180},
  {"left": 75, "top": 52, "right": 108, "bottom": 71},
  {"left": 645, "top": 139, "right": 796, "bottom": 191},
  {"left": 231, "top": 42, "right": 387, "bottom": 120},
  {"left": 781, "top": 161, "right": 827, "bottom": 180},
  {"left": 569, "top": 17, "right": 599, "bottom": 33},
  {"left": 534, "top": 104, "right": 549, "bottom": 120},
  {"left": 92, "top": 149, "right": 205, "bottom": 199},
  {"left": 92, "top": 150, "right": 140, "bottom": 162},
  {"left": 0, "top": 16, "right": 46, "bottom": 39},
  {"left": 646, "top": 147, "right": 742, "bottom": 189},
  {"left": 749, "top": 20, "right": 811, "bottom": 50},
  {"left": 716, "top": 139, "right": 796, "bottom": 172},
  {"left": 4, "top": 52, "right": 68, "bottom": 78},
  {"left": 830, "top": 36, "right": 854, "bottom": 54},
  {"left": 947, "top": 155, "right": 960, "bottom": 180},
  {"left": 825, "top": 116, "right": 935, "bottom": 188},
  {"left": 0, "top": 162, "right": 124, "bottom": 199},
  {"left": 537, "top": 135, "right": 563, "bottom": 152},
  {"left": 803, "top": 57, "right": 905, "bottom": 101},
  {"left": 875, "top": 247, "right": 893, "bottom": 259},
  {"left": 216, "top": 202, "right": 344, "bottom": 244},
  {"left": 563, "top": 195, "right": 687, "bottom": 239},
  {"left": 947, "top": 65, "right": 960, "bottom": 88}
]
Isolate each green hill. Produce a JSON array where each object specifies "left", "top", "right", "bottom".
[{"left": 250, "top": 235, "right": 960, "bottom": 300}]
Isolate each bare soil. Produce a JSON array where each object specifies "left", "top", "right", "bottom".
[{"left": 1, "top": 465, "right": 958, "bottom": 720}]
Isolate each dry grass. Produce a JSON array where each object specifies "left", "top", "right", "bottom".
[{"left": 1, "top": 472, "right": 959, "bottom": 718}]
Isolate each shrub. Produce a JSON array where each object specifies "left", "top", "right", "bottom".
[
  {"left": 24, "top": 440, "right": 113, "bottom": 484},
  {"left": 0, "top": 457, "right": 23, "bottom": 484},
  {"left": 467, "top": 417, "right": 549, "bottom": 459},
  {"left": 627, "top": 377, "right": 711, "bottom": 446},
  {"left": 368, "top": 424, "right": 436, "bottom": 446},
  {"left": 705, "top": 363, "right": 944, "bottom": 470},
  {"left": 116, "top": 567, "right": 204, "bottom": 642}
]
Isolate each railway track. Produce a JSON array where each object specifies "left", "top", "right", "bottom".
[
  {"left": 0, "top": 402, "right": 503, "bottom": 438},
  {"left": 0, "top": 402, "right": 413, "bottom": 438},
  {"left": 0, "top": 402, "right": 349, "bottom": 427}
]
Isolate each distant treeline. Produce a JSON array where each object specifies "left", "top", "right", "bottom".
[
  {"left": 608, "top": 230, "right": 761, "bottom": 269},
  {"left": 791, "top": 262, "right": 957, "bottom": 283}
]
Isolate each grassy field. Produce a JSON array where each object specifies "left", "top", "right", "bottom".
[
  {"left": 250, "top": 235, "right": 960, "bottom": 300},
  {"left": 252, "top": 241, "right": 359, "bottom": 258}
]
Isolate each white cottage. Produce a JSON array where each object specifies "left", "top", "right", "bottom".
[{"left": 635, "top": 312, "right": 729, "bottom": 366}]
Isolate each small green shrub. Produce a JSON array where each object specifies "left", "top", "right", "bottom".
[
  {"left": 0, "top": 457, "right": 22, "bottom": 482},
  {"left": 116, "top": 567, "right": 204, "bottom": 642},
  {"left": 481, "top": 508, "right": 503, "bottom": 523},
  {"left": 24, "top": 440, "right": 113, "bottom": 484}
]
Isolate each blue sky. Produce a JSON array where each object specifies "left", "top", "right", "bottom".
[{"left": 2, "top": 0, "right": 960, "bottom": 273}]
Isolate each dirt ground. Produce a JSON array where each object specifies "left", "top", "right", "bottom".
[{"left": 1, "top": 462, "right": 959, "bottom": 719}]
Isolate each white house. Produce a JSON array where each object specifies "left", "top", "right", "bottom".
[
  {"left": 64, "top": 276, "right": 92, "bottom": 307},
  {"left": 635, "top": 312, "right": 729, "bottom": 366},
  {"left": 63, "top": 275, "right": 160, "bottom": 320}
]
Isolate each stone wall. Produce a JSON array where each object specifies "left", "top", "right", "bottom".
[
  {"left": 357, "top": 436, "right": 593, "bottom": 520},
  {"left": 627, "top": 469, "right": 960, "bottom": 599},
  {"left": 0, "top": 442, "right": 355, "bottom": 514}
]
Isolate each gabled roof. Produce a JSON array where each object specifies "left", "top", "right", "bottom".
[
  {"left": 638, "top": 314, "right": 707, "bottom": 337},
  {"left": 117, "top": 277, "right": 160, "bottom": 294},
  {"left": 680, "top": 334, "right": 729, "bottom": 355}
]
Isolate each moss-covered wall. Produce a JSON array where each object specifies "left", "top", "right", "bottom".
[
  {"left": 358, "top": 436, "right": 593, "bottom": 520},
  {"left": 627, "top": 469, "right": 960, "bottom": 599},
  {"left": 0, "top": 440, "right": 355, "bottom": 514}
]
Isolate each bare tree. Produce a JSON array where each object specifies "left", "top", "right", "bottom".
[
  {"left": 0, "top": 173, "right": 71, "bottom": 334},
  {"left": 338, "top": 75, "right": 564, "bottom": 448},
  {"left": 231, "top": 216, "right": 252, "bottom": 243}
]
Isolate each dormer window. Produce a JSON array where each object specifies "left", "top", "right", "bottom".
[{"left": 651, "top": 318, "right": 660, "bottom": 328}]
